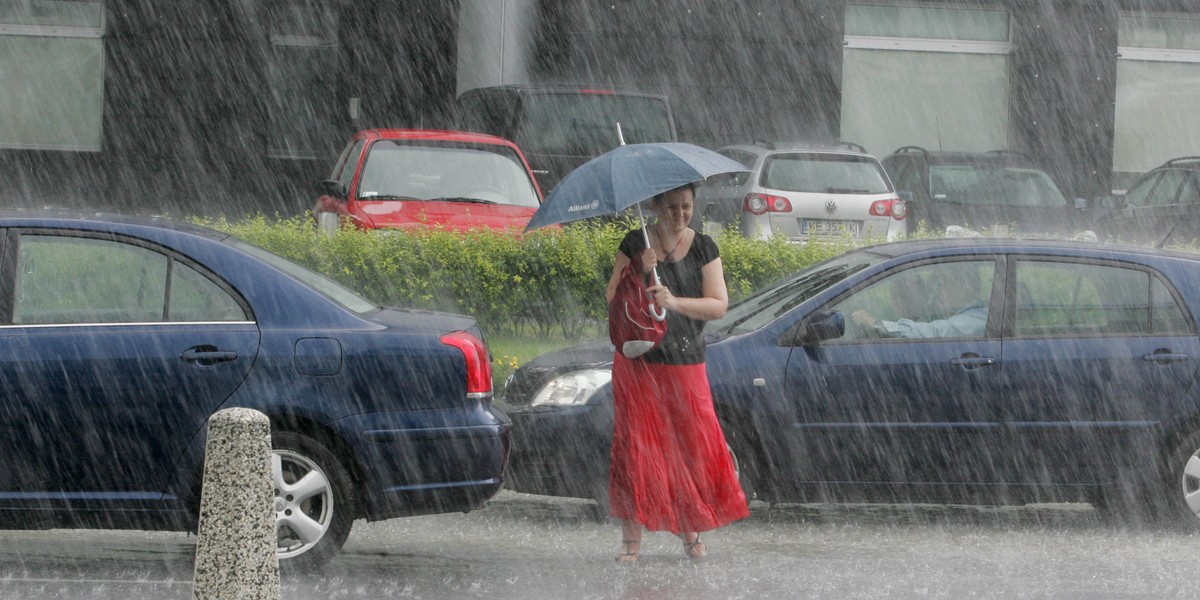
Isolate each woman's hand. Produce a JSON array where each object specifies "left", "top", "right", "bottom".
[
  {"left": 648, "top": 283, "right": 674, "bottom": 311},
  {"left": 641, "top": 248, "right": 658, "bottom": 274}
]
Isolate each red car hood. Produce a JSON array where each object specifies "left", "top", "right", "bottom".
[{"left": 353, "top": 200, "right": 538, "bottom": 232}]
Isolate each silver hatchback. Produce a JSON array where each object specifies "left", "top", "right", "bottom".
[{"left": 696, "top": 141, "right": 906, "bottom": 243}]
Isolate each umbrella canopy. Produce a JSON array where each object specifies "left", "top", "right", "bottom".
[{"left": 524, "top": 142, "right": 749, "bottom": 231}]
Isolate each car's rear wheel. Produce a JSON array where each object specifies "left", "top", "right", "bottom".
[{"left": 272, "top": 432, "right": 355, "bottom": 571}]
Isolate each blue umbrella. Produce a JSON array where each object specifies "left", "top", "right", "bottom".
[
  {"left": 526, "top": 139, "right": 748, "bottom": 321},
  {"left": 524, "top": 142, "right": 749, "bottom": 231}
]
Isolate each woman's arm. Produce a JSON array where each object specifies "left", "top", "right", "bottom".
[
  {"left": 648, "top": 257, "right": 728, "bottom": 321},
  {"left": 606, "top": 248, "right": 659, "bottom": 303}
]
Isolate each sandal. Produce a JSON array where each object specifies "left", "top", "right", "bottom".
[
  {"left": 615, "top": 539, "right": 640, "bottom": 564},
  {"left": 682, "top": 535, "right": 706, "bottom": 560}
]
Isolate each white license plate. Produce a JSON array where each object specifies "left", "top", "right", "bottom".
[{"left": 801, "top": 219, "right": 862, "bottom": 236}]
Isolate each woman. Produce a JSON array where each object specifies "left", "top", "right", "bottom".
[{"left": 604, "top": 182, "right": 749, "bottom": 563}]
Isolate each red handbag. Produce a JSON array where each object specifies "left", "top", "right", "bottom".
[{"left": 608, "top": 250, "right": 667, "bottom": 358}]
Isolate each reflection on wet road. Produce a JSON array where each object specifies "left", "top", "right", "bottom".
[{"left": 0, "top": 491, "right": 1195, "bottom": 599}]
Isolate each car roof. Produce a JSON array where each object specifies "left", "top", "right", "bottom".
[
  {"left": 0, "top": 209, "right": 230, "bottom": 241},
  {"left": 886, "top": 146, "right": 1042, "bottom": 167},
  {"left": 719, "top": 140, "right": 873, "bottom": 157},
  {"left": 1152, "top": 156, "right": 1200, "bottom": 171},
  {"left": 457, "top": 83, "right": 669, "bottom": 99},
  {"left": 857, "top": 236, "right": 1200, "bottom": 263},
  {"left": 354, "top": 128, "right": 521, "bottom": 149}
]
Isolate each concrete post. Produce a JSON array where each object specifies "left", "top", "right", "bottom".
[{"left": 192, "top": 408, "right": 280, "bottom": 600}]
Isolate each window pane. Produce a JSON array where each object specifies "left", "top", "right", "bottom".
[
  {"left": 929, "top": 165, "right": 1068, "bottom": 207},
  {"left": 1120, "top": 14, "right": 1200, "bottom": 50},
  {"left": 0, "top": 0, "right": 102, "bottom": 28},
  {"left": 1113, "top": 60, "right": 1200, "bottom": 180},
  {"left": 1151, "top": 276, "right": 1192, "bottom": 334},
  {"left": 14, "top": 236, "right": 167, "bottom": 324},
  {"left": 358, "top": 141, "right": 541, "bottom": 207},
  {"left": 169, "top": 262, "right": 246, "bottom": 322},
  {"left": 0, "top": 35, "right": 103, "bottom": 150},
  {"left": 841, "top": 48, "right": 1009, "bottom": 155},
  {"left": 846, "top": 4, "right": 1009, "bottom": 42},
  {"left": 1122, "top": 172, "right": 1160, "bottom": 207},
  {"left": 1015, "top": 262, "right": 1149, "bottom": 337},
  {"left": 832, "top": 260, "right": 993, "bottom": 341},
  {"left": 1145, "top": 170, "right": 1187, "bottom": 206},
  {"left": 266, "top": 1, "right": 339, "bottom": 160},
  {"left": 760, "top": 153, "right": 891, "bottom": 194}
]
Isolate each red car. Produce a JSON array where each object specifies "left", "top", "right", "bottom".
[{"left": 314, "top": 129, "right": 544, "bottom": 232}]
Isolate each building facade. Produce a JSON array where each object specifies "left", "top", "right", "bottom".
[{"left": 2, "top": 0, "right": 1198, "bottom": 216}]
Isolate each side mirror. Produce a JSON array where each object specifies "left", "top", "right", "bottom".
[
  {"left": 897, "top": 190, "right": 914, "bottom": 203},
  {"left": 782, "top": 310, "right": 845, "bottom": 346},
  {"left": 320, "top": 179, "right": 348, "bottom": 198},
  {"left": 1092, "top": 194, "right": 1124, "bottom": 211}
]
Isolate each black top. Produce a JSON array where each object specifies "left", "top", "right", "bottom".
[{"left": 618, "top": 228, "right": 720, "bottom": 365}]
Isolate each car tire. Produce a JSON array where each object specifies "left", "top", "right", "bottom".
[
  {"left": 272, "top": 431, "right": 355, "bottom": 571},
  {"left": 1164, "top": 430, "right": 1200, "bottom": 530}
]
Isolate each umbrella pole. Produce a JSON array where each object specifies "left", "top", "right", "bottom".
[
  {"left": 636, "top": 203, "right": 661, "bottom": 287},
  {"left": 636, "top": 203, "right": 668, "bottom": 322}
]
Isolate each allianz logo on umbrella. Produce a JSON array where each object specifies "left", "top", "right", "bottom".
[{"left": 568, "top": 200, "right": 601, "bottom": 212}]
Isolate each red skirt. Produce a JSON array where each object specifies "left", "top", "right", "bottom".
[{"left": 608, "top": 353, "right": 750, "bottom": 534}]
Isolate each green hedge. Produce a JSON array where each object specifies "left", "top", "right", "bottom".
[{"left": 198, "top": 215, "right": 862, "bottom": 336}]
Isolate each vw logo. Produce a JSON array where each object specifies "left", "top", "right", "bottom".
[{"left": 825, "top": 200, "right": 837, "bottom": 214}]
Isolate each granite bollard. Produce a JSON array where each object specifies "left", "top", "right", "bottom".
[{"left": 192, "top": 408, "right": 280, "bottom": 600}]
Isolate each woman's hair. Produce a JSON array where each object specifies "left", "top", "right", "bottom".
[{"left": 651, "top": 182, "right": 698, "bottom": 204}]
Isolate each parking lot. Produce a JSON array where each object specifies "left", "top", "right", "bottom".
[{"left": 1, "top": 491, "right": 1196, "bottom": 600}]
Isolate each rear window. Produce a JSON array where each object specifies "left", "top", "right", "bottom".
[
  {"left": 516, "top": 93, "right": 674, "bottom": 157},
  {"left": 930, "top": 165, "right": 1068, "bottom": 207},
  {"left": 759, "top": 153, "right": 892, "bottom": 194}
]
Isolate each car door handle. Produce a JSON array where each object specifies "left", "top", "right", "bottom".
[
  {"left": 1143, "top": 351, "right": 1189, "bottom": 365},
  {"left": 182, "top": 346, "right": 238, "bottom": 366},
  {"left": 950, "top": 353, "right": 996, "bottom": 370}
]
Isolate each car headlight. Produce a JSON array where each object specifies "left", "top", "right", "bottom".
[{"left": 530, "top": 369, "right": 612, "bottom": 407}]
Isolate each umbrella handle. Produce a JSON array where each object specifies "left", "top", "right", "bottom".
[
  {"left": 649, "top": 301, "right": 667, "bottom": 321},
  {"left": 648, "top": 266, "right": 667, "bottom": 321}
]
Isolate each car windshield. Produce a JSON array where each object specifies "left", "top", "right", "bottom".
[
  {"left": 930, "top": 165, "right": 1068, "bottom": 208},
  {"left": 709, "top": 250, "right": 886, "bottom": 335},
  {"left": 227, "top": 238, "right": 379, "bottom": 315},
  {"left": 357, "top": 141, "right": 541, "bottom": 207},
  {"left": 759, "top": 153, "right": 892, "bottom": 194},
  {"left": 517, "top": 93, "right": 674, "bottom": 156}
]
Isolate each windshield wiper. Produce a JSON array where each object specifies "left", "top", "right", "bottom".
[
  {"left": 432, "top": 197, "right": 499, "bottom": 205},
  {"left": 826, "top": 187, "right": 870, "bottom": 194},
  {"left": 361, "top": 194, "right": 423, "bottom": 201}
]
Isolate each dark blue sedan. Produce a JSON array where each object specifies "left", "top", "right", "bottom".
[
  {"left": 499, "top": 238, "right": 1200, "bottom": 524},
  {"left": 0, "top": 211, "right": 510, "bottom": 569}
]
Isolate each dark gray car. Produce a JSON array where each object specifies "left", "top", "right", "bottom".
[
  {"left": 454, "top": 84, "right": 677, "bottom": 192},
  {"left": 1094, "top": 157, "right": 1200, "bottom": 246},
  {"left": 881, "top": 147, "right": 1092, "bottom": 238}
]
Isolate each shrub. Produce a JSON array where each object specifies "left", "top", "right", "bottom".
[{"left": 198, "top": 215, "right": 857, "bottom": 336}]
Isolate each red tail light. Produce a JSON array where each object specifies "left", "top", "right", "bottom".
[
  {"left": 869, "top": 196, "right": 907, "bottom": 220},
  {"left": 743, "top": 193, "right": 792, "bottom": 215},
  {"left": 440, "top": 331, "right": 493, "bottom": 397}
]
